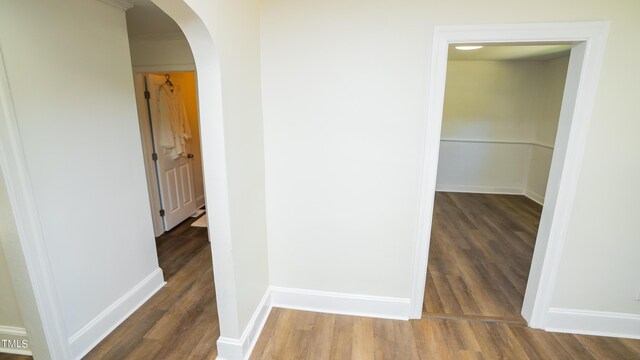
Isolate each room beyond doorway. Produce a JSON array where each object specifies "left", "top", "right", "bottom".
[{"left": 420, "top": 43, "right": 569, "bottom": 323}]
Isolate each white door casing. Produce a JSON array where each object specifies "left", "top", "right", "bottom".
[
  {"left": 411, "top": 22, "right": 610, "bottom": 329},
  {"left": 146, "top": 74, "right": 197, "bottom": 231}
]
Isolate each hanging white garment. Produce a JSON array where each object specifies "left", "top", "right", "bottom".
[{"left": 157, "top": 84, "right": 191, "bottom": 159}]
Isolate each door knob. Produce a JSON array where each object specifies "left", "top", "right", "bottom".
[{"left": 187, "top": 153, "right": 194, "bottom": 159}]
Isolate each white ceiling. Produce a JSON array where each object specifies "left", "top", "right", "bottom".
[
  {"left": 126, "top": 0, "right": 182, "bottom": 38},
  {"left": 448, "top": 44, "right": 572, "bottom": 61}
]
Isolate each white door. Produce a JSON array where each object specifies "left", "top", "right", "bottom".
[{"left": 146, "top": 74, "right": 197, "bottom": 231}]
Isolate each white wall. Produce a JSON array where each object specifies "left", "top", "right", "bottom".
[
  {"left": 129, "top": 35, "right": 195, "bottom": 69},
  {"left": 437, "top": 60, "right": 540, "bottom": 193},
  {"left": 437, "top": 141, "right": 533, "bottom": 193},
  {"left": 0, "top": 0, "right": 162, "bottom": 355},
  {"left": 260, "top": 0, "right": 640, "bottom": 319},
  {"left": 526, "top": 146, "right": 553, "bottom": 202},
  {"left": 441, "top": 61, "right": 538, "bottom": 141},
  {"left": 527, "top": 56, "right": 569, "bottom": 200},
  {"left": 436, "top": 58, "right": 568, "bottom": 200},
  {"left": 261, "top": 0, "right": 425, "bottom": 297}
]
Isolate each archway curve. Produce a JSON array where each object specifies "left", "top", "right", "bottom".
[{"left": 151, "top": 0, "right": 242, "bottom": 339}]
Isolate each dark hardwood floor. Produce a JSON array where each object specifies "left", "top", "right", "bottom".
[
  {"left": 0, "top": 354, "right": 31, "bottom": 360},
  {"left": 423, "top": 192, "right": 541, "bottom": 322},
  {"left": 84, "top": 214, "right": 218, "bottom": 360},
  {"left": 251, "top": 307, "right": 640, "bottom": 359},
  {"left": 10, "top": 193, "right": 639, "bottom": 359}
]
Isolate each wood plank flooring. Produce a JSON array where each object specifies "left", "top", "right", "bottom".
[
  {"left": 250, "top": 191, "right": 640, "bottom": 359},
  {"left": 251, "top": 307, "right": 640, "bottom": 359},
  {"left": 84, "top": 214, "right": 218, "bottom": 360},
  {"left": 10, "top": 193, "right": 639, "bottom": 359},
  {"left": 424, "top": 192, "right": 542, "bottom": 321},
  {"left": 0, "top": 354, "right": 31, "bottom": 360}
]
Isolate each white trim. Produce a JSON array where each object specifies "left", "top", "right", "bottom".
[
  {"left": 97, "top": 0, "right": 133, "bottom": 11},
  {"left": 0, "top": 326, "right": 27, "bottom": 337},
  {"left": 0, "top": 326, "right": 31, "bottom": 355},
  {"left": 0, "top": 48, "right": 71, "bottom": 359},
  {"left": 546, "top": 308, "right": 640, "bottom": 340},
  {"left": 133, "top": 74, "right": 165, "bottom": 237},
  {"left": 68, "top": 269, "right": 165, "bottom": 360},
  {"left": 411, "top": 21, "right": 610, "bottom": 330},
  {"left": 440, "top": 138, "right": 554, "bottom": 150},
  {"left": 271, "top": 286, "right": 410, "bottom": 321},
  {"left": 0, "top": 348, "right": 31, "bottom": 356},
  {"left": 524, "top": 188, "right": 545, "bottom": 205},
  {"left": 216, "top": 285, "right": 412, "bottom": 360},
  {"left": 434, "top": 186, "right": 545, "bottom": 204},
  {"left": 216, "top": 289, "right": 272, "bottom": 360},
  {"left": 435, "top": 185, "right": 523, "bottom": 195},
  {"left": 410, "top": 21, "right": 450, "bottom": 321}
]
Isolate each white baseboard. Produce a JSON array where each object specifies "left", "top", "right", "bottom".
[
  {"left": 436, "top": 184, "right": 524, "bottom": 195},
  {"left": 0, "top": 326, "right": 31, "bottom": 355},
  {"left": 524, "top": 188, "right": 545, "bottom": 205},
  {"left": 270, "top": 286, "right": 410, "bottom": 320},
  {"left": 68, "top": 268, "right": 166, "bottom": 359},
  {"left": 215, "top": 286, "right": 410, "bottom": 360},
  {"left": 546, "top": 308, "right": 640, "bottom": 340},
  {"left": 217, "top": 288, "right": 272, "bottom": 360},
  {"left": 436, "top": 185, "right": 546, "bottom": 205}
]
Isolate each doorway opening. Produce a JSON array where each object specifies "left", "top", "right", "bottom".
[
  {"left": 422, "top": 44, "right": 570, "bottom": 323},
  {"left": 410, "top": 22, "right": 610, "bottom": 329},
  {"left": 135, "top": 71, "right": 206, "bottom": 236}
]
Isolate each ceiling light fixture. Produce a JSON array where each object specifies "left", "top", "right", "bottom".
[{"left": 455, "top": 45, "right": 484, "bottom": 51}]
